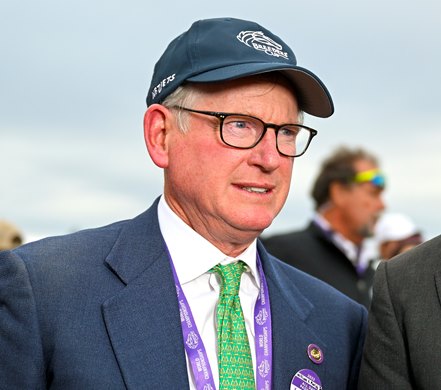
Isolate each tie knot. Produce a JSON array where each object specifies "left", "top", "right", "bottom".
[{"left": 212, "top": 261, "right": 246, "bottom": 296}]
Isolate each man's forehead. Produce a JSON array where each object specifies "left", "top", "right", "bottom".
[{"left": 353, "top": 158, "right": 378, "bottom": 172}]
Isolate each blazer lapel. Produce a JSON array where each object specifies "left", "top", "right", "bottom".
[
  {"left": 102, "top": 200, "right": 190, "bottom": 389},
  {"left": 258, "top": 242, "right": 329, "bottom": 389}
]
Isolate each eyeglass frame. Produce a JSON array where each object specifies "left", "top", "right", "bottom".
[{"left": 171, "top": 106, "right": 318, "bottom": 157}]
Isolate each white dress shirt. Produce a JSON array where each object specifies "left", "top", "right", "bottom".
[{"left": 157, "top": 196, "right": 261, "bottom": 389}]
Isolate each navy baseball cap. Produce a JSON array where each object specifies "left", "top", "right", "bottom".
[{"left": 147, "top": 17, "right": 334, "bottom": 118}]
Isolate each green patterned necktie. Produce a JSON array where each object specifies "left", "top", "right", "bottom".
[{"left": 212, "top": 261, "right": 255, "bottom": 390}]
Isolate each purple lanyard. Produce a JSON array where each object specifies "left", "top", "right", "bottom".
[{"left": 168, "top": 250, "right": 273, "bottom": 390}]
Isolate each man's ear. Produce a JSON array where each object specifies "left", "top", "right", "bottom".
[{"left": 143, "top": 104, "right": 171, "bottom": 168}]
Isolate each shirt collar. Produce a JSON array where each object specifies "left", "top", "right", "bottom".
[
  {"left": 157, "top": 196, "right": 259, "bottom": 285},
  {"left": 313, "top": 213, "right": 360, "bottom": 263}
]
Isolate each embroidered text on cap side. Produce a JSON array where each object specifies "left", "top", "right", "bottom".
[{"left": 151, "top": 74, "right": 176, "bottom": 101}]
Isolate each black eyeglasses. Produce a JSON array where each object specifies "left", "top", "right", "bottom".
[{"left": 172, "top": 106, "right": 318, "bottom": 157}]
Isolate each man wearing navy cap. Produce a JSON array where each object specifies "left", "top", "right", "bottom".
[{"left": 0, "top": 18, "right": 366, "bottom": 389}]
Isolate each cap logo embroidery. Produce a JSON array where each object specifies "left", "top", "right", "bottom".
[{"left": 237, "top": 30, "right": 289, "bottom": 59}]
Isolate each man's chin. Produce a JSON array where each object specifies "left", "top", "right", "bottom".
[
  {"left": 359, "top": 225, "right": 375, "bottom": 238},
  {"left": 233, "top": 214, "right": 274, "bottom": 235}
]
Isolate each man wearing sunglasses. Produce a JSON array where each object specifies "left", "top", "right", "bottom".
[
  {"left": 264, "top": 146, "right": 386, "bottom": 307},
  {"left": 0, "top": 18, "right": 367, "bottom": 389}
]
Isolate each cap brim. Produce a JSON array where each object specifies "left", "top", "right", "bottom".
[{"left": 187, "top": 63, "right": 334, "bottom": 118}]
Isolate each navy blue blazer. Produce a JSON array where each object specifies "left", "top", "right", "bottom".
[{"left": 0, "top": 199, "right": 367, "bottom": 389}]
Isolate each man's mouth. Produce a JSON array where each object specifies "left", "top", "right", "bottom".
[{"left": 241, "top": 186, "right": 269, "bottom": 194}]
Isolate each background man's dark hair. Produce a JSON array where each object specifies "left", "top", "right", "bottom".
[{"left": 311, "top": 146, "right": 379, "bottom": 210}]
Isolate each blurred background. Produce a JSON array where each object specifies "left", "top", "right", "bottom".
[{"left": 1, "top": 0, "right": 440, "bottom": 245}]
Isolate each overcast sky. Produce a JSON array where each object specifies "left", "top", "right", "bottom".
[{"left": 1, "top": 0, "right": 440, "bottom": 246}]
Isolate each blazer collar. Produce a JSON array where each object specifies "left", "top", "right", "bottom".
[
  {"left": 104, "top": 197, "right": 167, "bottom": 285},
  {"left": 102, "top": 198, "right": 190, "bottom": 389}
]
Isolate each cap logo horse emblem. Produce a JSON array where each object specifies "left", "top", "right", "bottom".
[{"left": 237, "top": 30, "right": 289, "bottom": 59}]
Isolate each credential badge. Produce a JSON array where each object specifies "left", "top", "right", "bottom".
[{"left": 291, "top": 369, "right": 322, "bottom": 390}]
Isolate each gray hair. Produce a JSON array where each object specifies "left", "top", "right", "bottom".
[{"left": 161, "top": 84, "right": 201, "bottom": 132}]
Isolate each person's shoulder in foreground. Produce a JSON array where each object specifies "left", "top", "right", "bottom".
[
  {"left": 358, "top": 234, "right": 441, "bottom": 389},
  {"left": 0, "top": 203, "right": 203, "bottom": 389},
  {"left": 0, "top": 218, "right": 133, "bottom": 389}
]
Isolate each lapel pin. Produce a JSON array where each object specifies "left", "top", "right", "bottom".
[{"left": 307, "top": 343, "right": 323, "bottom": 364}]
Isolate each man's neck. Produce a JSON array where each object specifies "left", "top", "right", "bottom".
[{"left": 318, "top": 210, "right": 363, "bottom": 245}]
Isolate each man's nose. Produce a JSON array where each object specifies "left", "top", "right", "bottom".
[{"left": 248, "top": 129, "right": 284, "bottom": 170}]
